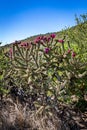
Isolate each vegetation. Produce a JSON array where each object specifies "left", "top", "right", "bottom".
[
  {"left": 0, "top": 13, "right": 87, "bottom": 130},
  {"left": 0, "top": 14, "right": 87, "bottom": 112}
]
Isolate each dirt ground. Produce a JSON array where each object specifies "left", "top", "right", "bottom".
[{"left": 0, "top": 97, "right": 87, "bottom": 130}]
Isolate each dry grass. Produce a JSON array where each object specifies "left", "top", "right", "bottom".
[{"left": 0, "top": 97, "right": 87, "bottom": 130}]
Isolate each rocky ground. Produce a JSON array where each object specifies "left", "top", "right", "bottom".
[{"left": 0, "top": 93, "right": 87, "bottom": 130}]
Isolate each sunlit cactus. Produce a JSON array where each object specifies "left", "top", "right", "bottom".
[{"left": 6, "top": 30, "right": 87, "bottom": 105}]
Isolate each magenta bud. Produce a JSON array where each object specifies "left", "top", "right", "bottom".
[
  {"left": 72, "top": 52, "right": 76, "bottom": 57},
  {"left": 50, "top": 34, "right": 56, "bottom": 39},
  {"left": 44, "top": 48, "right": 50, "bottom": 54},
  {"left": 58, "top": 39, "right": 64, "bottom": 43}
]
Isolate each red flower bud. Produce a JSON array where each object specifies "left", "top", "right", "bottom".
[
  {"left": 72, "top": 52, "right": 76, "bottom": 57},
  {"left": 58, "top": 39, "right": 64, "bottom": 43},
  {"left": 50, "top": 34, "right": 56, "bottom": 39},
  {"left": 34, "top": 36, "right": 41, "bottom": 43},
  {"left": 67, "top": 49, "right": 71, "bottom": 54},
  {"left": 44, "top": 48, "right": 50, "bottom": 54},
  {"left": 20, "top": 42, "right": 29, "bottom": 48}
]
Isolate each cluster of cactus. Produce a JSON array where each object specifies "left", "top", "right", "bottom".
[
  {"left": 8, "top": 35, "right": 64, "bottom": 96},
  {"left": 7, "top": 30, "right": 87, "bottom": 105}
]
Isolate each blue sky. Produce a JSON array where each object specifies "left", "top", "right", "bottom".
[{"left": 0, "top": 0, "right": 87, "bottom": 45}]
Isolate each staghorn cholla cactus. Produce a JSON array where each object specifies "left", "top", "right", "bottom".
[
  {"left": 8, "top": 35, "right": 66, "bottom": 95},
  {"left": 8, "top": 33, "right": 87, "bottom": 105}
]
